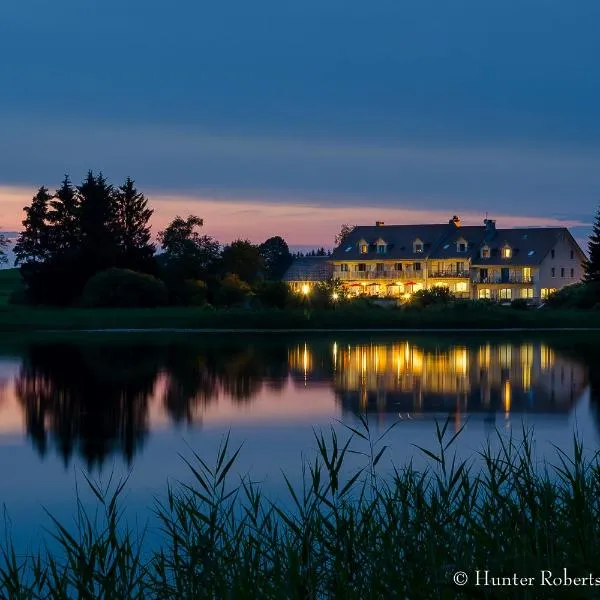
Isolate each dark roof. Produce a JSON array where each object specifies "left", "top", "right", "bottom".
[
  {"left": 332, "top": 224, "right": 452, "bottom": 260},
  {"left": 283, "top": 257, "right": 333, "bottom": 282},
  {"left": 471, "top": 228, "right": 568, "bottom": 266},
  {"left": 428, "top": 226, "right": 490, "bottom": 260}
]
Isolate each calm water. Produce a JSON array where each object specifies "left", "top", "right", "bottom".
[{"left": 1, "top": 332, "right": 599, "bottom": 548}]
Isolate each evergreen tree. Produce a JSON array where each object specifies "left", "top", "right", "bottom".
[
  {"left": 584, "top": 206, "right": 600, "bottom": 282},
  {"left": 14, "top": 187, "right": 52, "bottom": 264},
  {"left": 77, "top": 171, "right": 119, "bottom": 271},
  {"left": 114, "top": 177, "right": 155, "bottom": 271},
  {"left": 48, "top": 175, "right": 80, "bottom": 253},
  {"left": 0, "top": 231, "right": 7, "bottom": 266},
  {"left": 220, "top": 240, "right": 263, "bottom": 284}
]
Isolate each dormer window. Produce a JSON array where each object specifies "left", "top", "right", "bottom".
[
  {"left": 375, "top": 238, "right": 387, "bottom": 254},
  {"left": 358, "top": 239, "right": 369, "bottom": 254},
  {"left": 502, "top": 245, "right": 512, "bottom": 259},
  {"left": 413, "top": 238, "right": 424, "bottom": 253},
  {"left": 456, "top": 238, "right": 467, "bottom": 253},
  {"left": 480, "top": 245, "right": 490, "bottom": 259}
]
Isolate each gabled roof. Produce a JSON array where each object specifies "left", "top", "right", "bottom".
[
  {"left": 332, "top": 224, "right": 451, "bottom": 260},
  {"left": 471, "top": 228, "right": 568, "bottom": 266},
  {"left": 282, "top": 257, "right": 333, "bottom": 282}
]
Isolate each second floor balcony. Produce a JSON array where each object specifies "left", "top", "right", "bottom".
[
  {"left": 472, "top": 275, "right": 534, "bottom": 284},
  {"left": 428, "top": 270, "right": 470, "bottom": 278},
  {"left": 335, "top": 270, "right": 424, "bottom": 281}
]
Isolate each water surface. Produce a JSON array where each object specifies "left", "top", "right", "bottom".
[{"left": 1, "top": 332, "right": 599, "bottom": 548}]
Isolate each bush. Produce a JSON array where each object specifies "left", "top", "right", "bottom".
[
  {"left": 215, "top": 273, "right": 252, "bottom": 307},
  {"left": 253, "top": 280, "right": 291, "bottom": 308},
  {"left": 165, "top": 278, "right": 208, "bottom": 306},
  {"left": 410, "top": 286, "right": 455, "bottom": 308},
  {"left": 81, "top": 268, "right": 168, "bottom": 308},
  {"left": 510, "top": 298, "right": 529, "bottom": 310},
  {"left": 546, "top": 282, "right": 600, "bottom": 309}
]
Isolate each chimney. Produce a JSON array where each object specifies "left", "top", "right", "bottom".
[
  {"left": 375, "top": 221, "right": 385, "bottom": 227},
  {"left": 449, "top": 215, "right": 461, "bottom": 227},
  {"left": 484, "top": 218, "right": 496, "bottom": 232}
]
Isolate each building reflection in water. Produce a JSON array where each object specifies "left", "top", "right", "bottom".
[{"left": 289, "top": 340, "right": 588, "bottom": 426}]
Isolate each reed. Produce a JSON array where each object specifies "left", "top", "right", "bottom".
[{"left": 2, "top": 418, "right": 600, "bottom": 598}]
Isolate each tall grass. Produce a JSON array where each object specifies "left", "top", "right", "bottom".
[{"left": 2, "top": 418, "right": 600, "bottom": 598}]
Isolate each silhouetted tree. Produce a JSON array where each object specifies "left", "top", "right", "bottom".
[
  {"left": 48, "top": 175, "right": 80, "bottom": 253},
  {"left": 114, "top": 177, "right": 155, "bottom": 272},
  {"left": 158, "top": 215, "right": 220, "bottom": 280},
  {"left": 259, "top": 236, "right": 293, "bottom": 280},
  {"left": 14, "top": 187, "right": 52, "bottom": 265},
  {"left": 220, "top": 239, "right": 263, "bottom": 284},
  {"left": 334, "top": 224, "right": 356, "bottom": 246},
  {"left": 584, "top": 206, "right": 600, "bottom": 282},
  {"left": 0, "top": 231, "right": 7, "bottom": 266}
]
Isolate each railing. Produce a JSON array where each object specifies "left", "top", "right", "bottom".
[
  {"left": 428, "top": 271, "right": 470, "bottom": 278},
  {"left": 472, "top": 276, "right": 534, "bottom": 284},
  {"left": 334, "top": 271, "right": 424, "bottom": 281}
]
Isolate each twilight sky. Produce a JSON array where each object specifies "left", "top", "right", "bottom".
[{"left": 1, "top": 0, "right": 599, "bottom": 246}]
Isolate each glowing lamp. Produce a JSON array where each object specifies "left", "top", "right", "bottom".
[
  {"left": 301, "top": 284, "right": 310, "bottom": 295},
  {"left": 332, "top": 292, "right": 339, "bottom": 301}
]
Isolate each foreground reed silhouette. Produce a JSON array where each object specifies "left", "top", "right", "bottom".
[{"left": 1, "top": 417, "right": 599, "bottom": 599}]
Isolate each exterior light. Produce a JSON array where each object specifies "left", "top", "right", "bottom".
[
  {"left": 332, "top": 292, "right": 339, "bottom": 301},
  {"left": 301, "top": 284, "right": 310, "bottom": 295}
]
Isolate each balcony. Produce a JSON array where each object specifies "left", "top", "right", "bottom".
[
  {"left": 428, "top": 270, "right": 470, "bottom": 278},
  {"left": 335, "top": 270, "right": 424, "bottom": 281},
  {"left": 472, "top": 276, "right": 534, "bottom": 284}
]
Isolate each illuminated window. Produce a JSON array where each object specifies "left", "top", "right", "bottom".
[
  {"left": 523, "top": 267, "right": 532, "bottom": 282},
  {"left": 541, "top": 288, "right": 557, "bottom": 299},
  {"left": 360, "top": 244, "right": 369, "bottom": 254},
  {"left": 499, "top": 288, "right": 512, "bottom": 300},
  {"left": 478, "top": 288, "right": 491, "bottom": 299},
  {"left": 502, "top": 246, "right": 512, "bottom": 259},
  {"left": 521, "top": 288, "right": 534, "bottom": 299},
  {"left": 480, "top": 246, "right": 490, "bottom": 258},
  {"left": 456, "top": 281, "right": 467, "bottom": 292}
]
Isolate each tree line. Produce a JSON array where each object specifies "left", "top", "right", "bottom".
[{"left": 9, "top": 172, "right": 296, "bottom": 307}]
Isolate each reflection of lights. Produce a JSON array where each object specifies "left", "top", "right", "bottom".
[
  {"left": 301, "top": 284, "right": 310, "bottom": 296},
  {"left": 333, "top": 342, "right": 338, "bottom": 371},
  {"left": 478, "top": 344, "right": 491, "bottom": 367},
  {"left": 503, "top": 379, "right": 511, "bottom": 414}
]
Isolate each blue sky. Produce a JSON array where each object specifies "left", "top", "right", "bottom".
[{"left": 1, "top": 0, "right": 599, "bottom": 242}]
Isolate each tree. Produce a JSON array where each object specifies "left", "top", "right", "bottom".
[
  {"left": 0, "top": 231, "right": 7, "bottom": 266},
  {"left": 220, "top": 239, "right": 263, "bottom": 284},
  {"left": 158, "top": 215, "right": 220, "bottom": 280},
  {"left": 48, "top": 175, "right": 80, "bottom": 253},
  {"left": 334, "top": 224, "right": 356, "bottom": 246},
  {"left": 259, "top": 236, "right": 293, "bottom": 280},
  {"left": 114, "top": 177, "right": 155, "bottom": 271},
  {"left": 14, "top": 187, "right": 52, "bottom": 265},
  {"left": 584, "top": 207, "right": 600, "bottom": 282}
]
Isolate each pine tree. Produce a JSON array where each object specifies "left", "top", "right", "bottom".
[
  {"left": 48, "top": 175, "right": 80, "bottom": 253},
  {"left": 114, "top": 177, "right": 155, "bottom": 271},
  {"left": 584, "top": 206, "right": 600, "bottom": 282},
  {"left": 14, "top": 187, "right": 52, "bottom": 264},
  {"left": 0, "top": 231, "right": 7, "bottom": 266}
]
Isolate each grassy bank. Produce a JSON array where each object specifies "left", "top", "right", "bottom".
[
  {"left": 3, "top": 268, "right": 600, "bottom": 332},
  {"left": 2, "top": 303, "right": 600, "bottom": 332},
  {"left": 2, "top": 421, "right": 600, "bottom": 599}
]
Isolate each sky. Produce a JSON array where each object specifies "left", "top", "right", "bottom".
[{"left": 1, "top": 0, "right": 599, "bottom": 247}]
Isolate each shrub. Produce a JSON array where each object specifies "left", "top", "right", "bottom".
[
  {"left": 410, "top": 286, "right": 455, "bottom": 308},
  {"left": 510, "top": 298, "right": 529, "bottom": 310},
  {"left": 546, "top": 282, "right": 600, "bottom": 309},
  {"left": 165, "top": 278, "right": 208, "bottom": 306},
  {"left": 81, "top": 268, "right": 168, "bottom": 308},
  {"left": 215, "top": 273, "right": 252, "bottom": 307},
  {"left": 253, "top": 280, "right": 291, "bottom": 308}
]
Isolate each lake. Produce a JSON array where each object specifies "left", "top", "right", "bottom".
[{"left": 1, "top": 332, "right": 599, "bottom": 550}]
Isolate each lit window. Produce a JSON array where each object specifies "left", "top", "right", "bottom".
[
  {"left": 541, "top": 288, "right": 557, "bottom": 299},
  {"left": 502, "top": 246, "right": 512, "bottom": 258},
  {"left": 480, "top": 246, "right": 490, "bottom": 259},
  {"left": 456, "top": 282, "right": 467, "bottom": 292},
  {"left": 522, "top": 288, "right": 534, "bottom": 299},
  {"left": 478, "top": 288, "right": 491, "bottom": 299},
  {"left": 360, "top": 244, "right": 369, "bottom": 254},
  {"left": 499, "top": 288, "right": 512, "bottom": 300}
]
